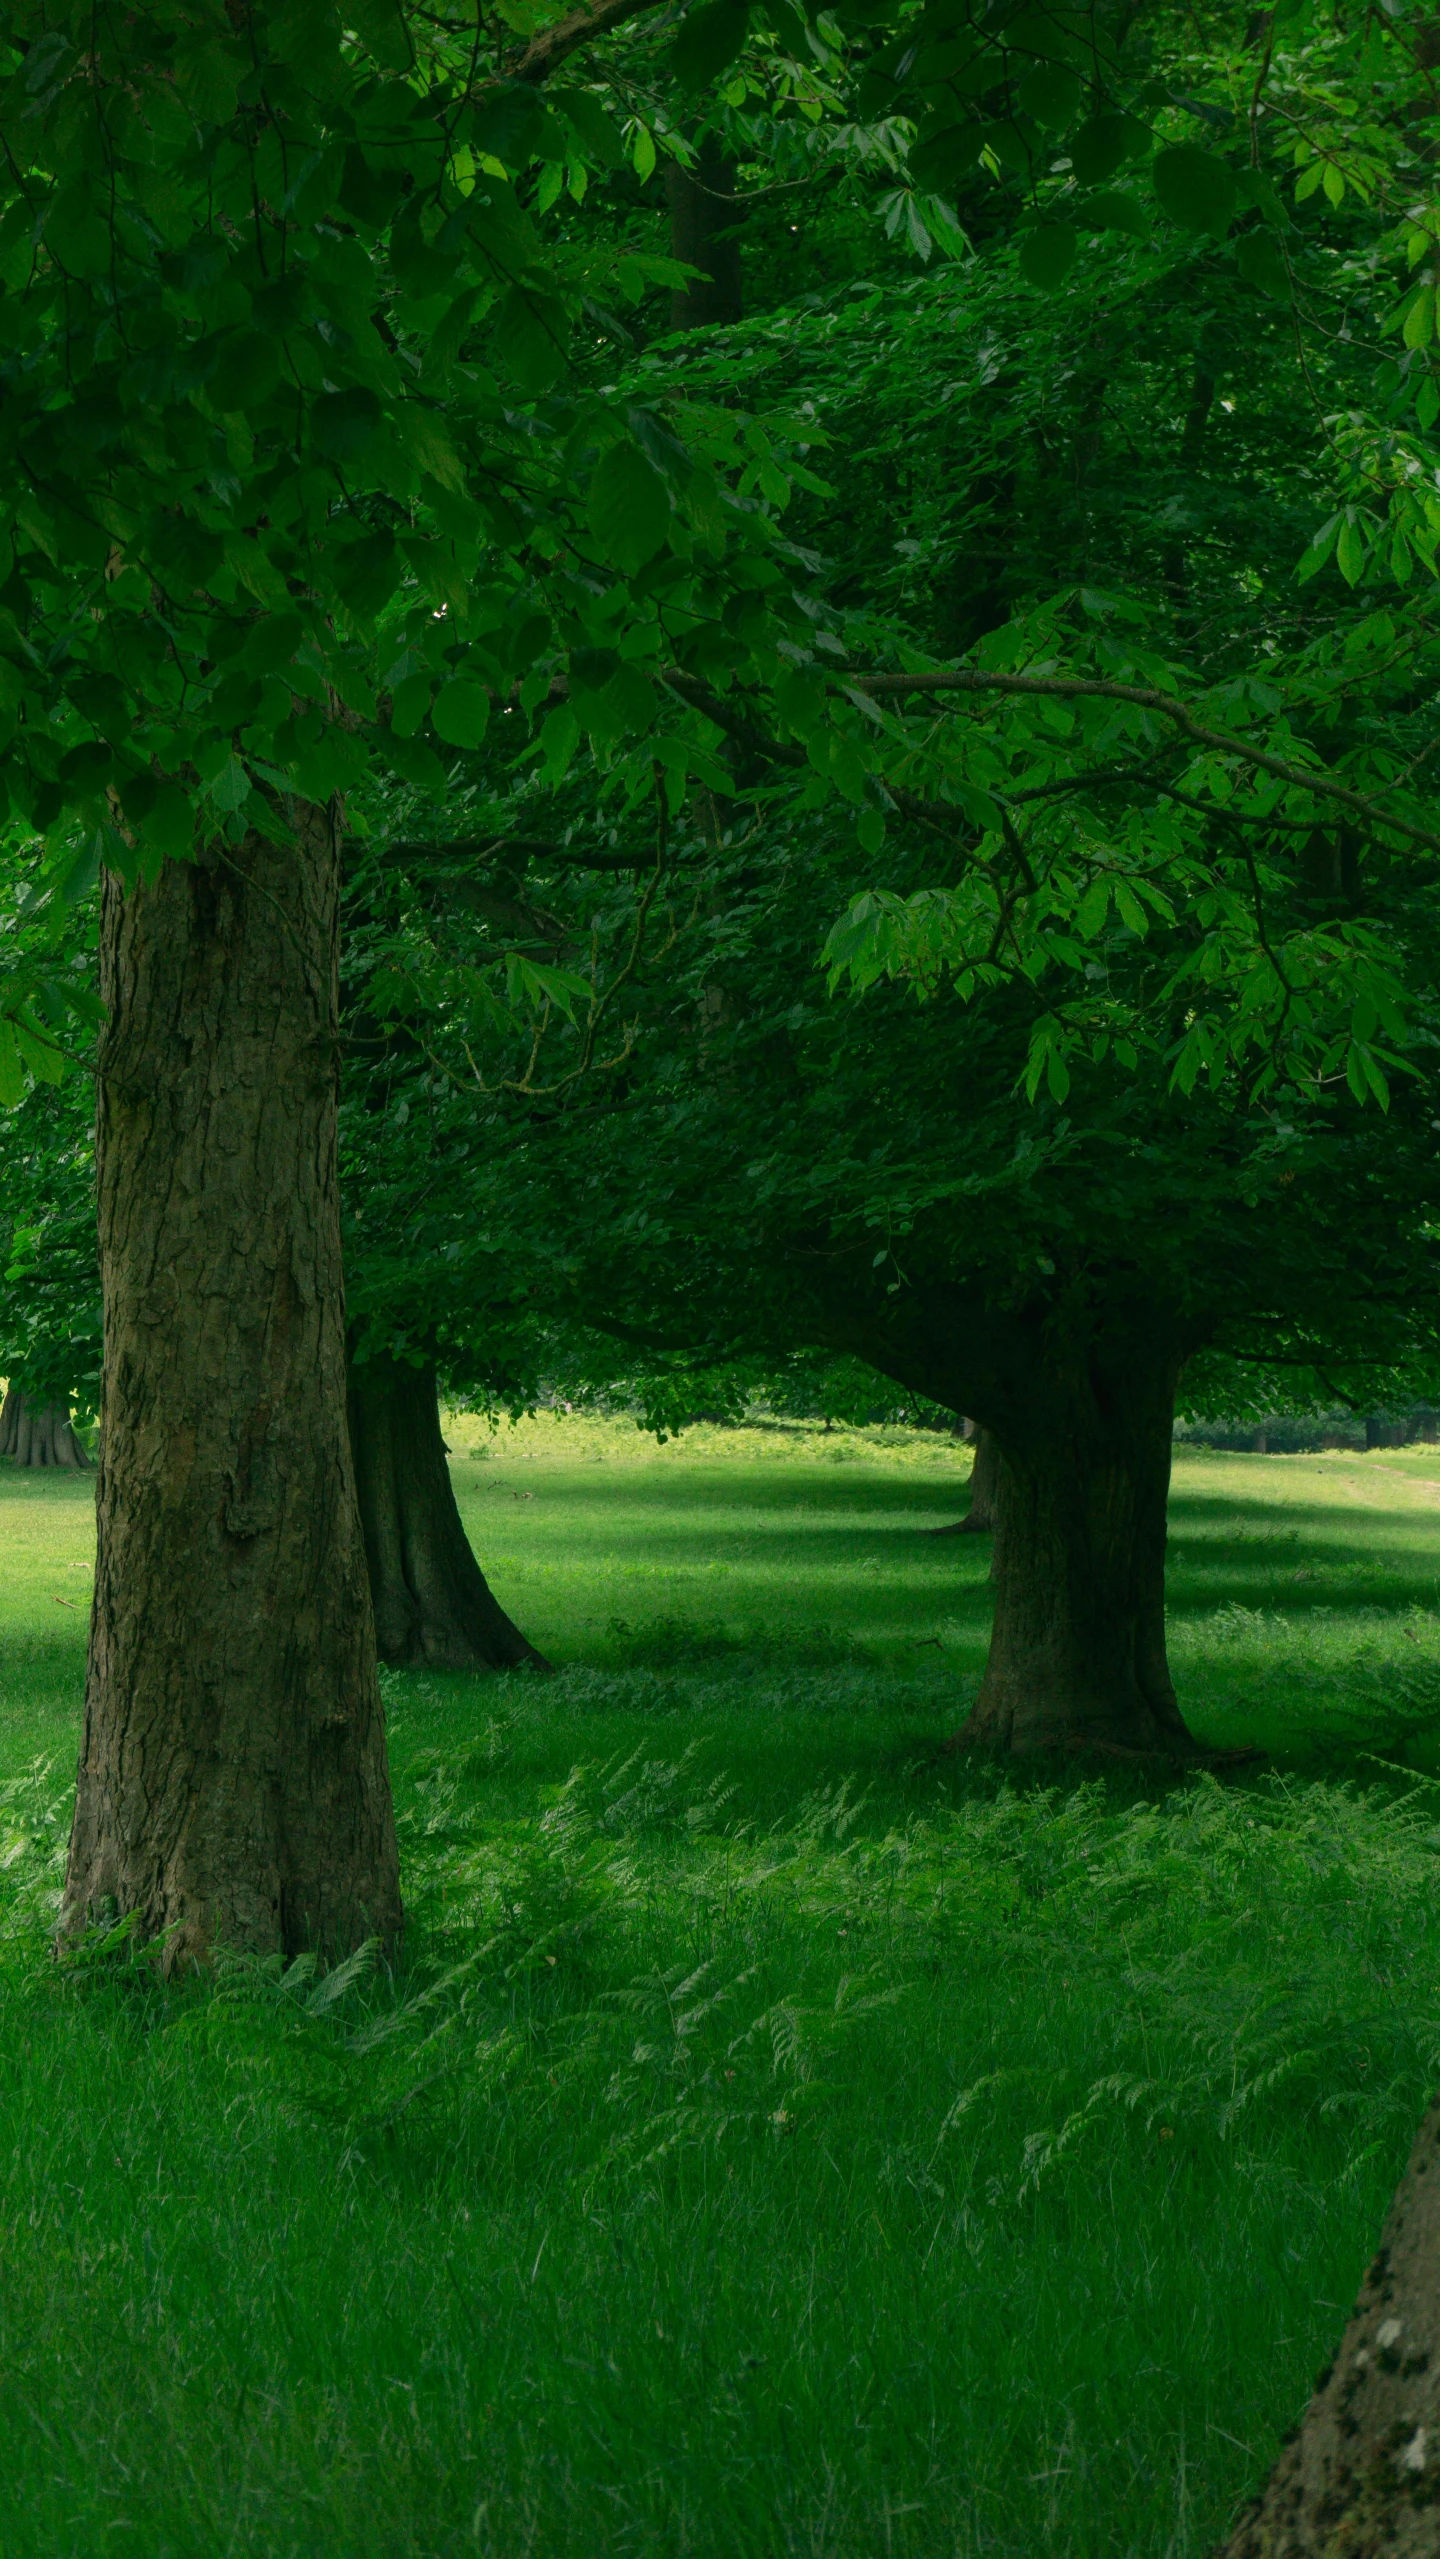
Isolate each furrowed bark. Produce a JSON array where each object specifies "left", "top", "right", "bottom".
[
  {"left": 0, "top": 1385, "right": 90, "bottom": 1468},
  {"left": 61, "top": 811, "right": 402, "bottom": 1971},
  {"left": 1221, "top": 2094, "right": 1440, "bottom": 2555},
  {"left": 961, "top": 1330, "right": 1195, "bottom": 1757},
  {"left": 348, "top": 1351, "right": 550, "bottom": 1671}
]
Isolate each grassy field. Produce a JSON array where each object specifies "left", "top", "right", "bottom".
[{"left": 3, "top": 1418, "right": 1440, "bottom": 2556}]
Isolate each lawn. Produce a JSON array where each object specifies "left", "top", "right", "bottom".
[{"left": 2, "top": 1418, "right": 1440, "bottom": 2556}]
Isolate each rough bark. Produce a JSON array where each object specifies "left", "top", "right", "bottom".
[
  {"left": 959, "top": 1328, "right": 1198, "bottom": 1758},
  {"left": 0, "top": 1385, "right": 90, "bottom": 1468},
  {"left": 61, "top": 812, "right": 402, "bottom": 1971},
  {"left": 1221, "top": 2094, "right": 1440, "bottom": 2556},
  {"left": 348, "top": 1352, "right": 550, "bottom": 1671},
  {"left": 665, "top": 143, "right": 742, "bottom": 329}
]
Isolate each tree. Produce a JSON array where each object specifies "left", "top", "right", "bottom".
[
  {"left": 0, "top": 2, "right": 825, "bottom": 1957},
  {"left": 340, "top": 0, "right": 1440, "bottom": 1759},
  {"left": 8, "top": 0, "right": 1440, "bottom": 1925},
  {"left": 1220, "top": 2097, "right": 1440, "bottom": 2553},
  {"left": 0, "top": 1080, "right": 98, "bottom": 1469},
  {"left": 348, "top": 1350, "right": 548, "bottom": 1669},
  {"left": 0, "top": 1386, "right": 88, "bottom": 1467},
  {"left": 61, "top": 821, "right": 402, "bottom": 1964}
]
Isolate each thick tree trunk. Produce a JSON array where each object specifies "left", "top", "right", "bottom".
[
  {"left": 0, "top": 1385, "right": 89, "bottom": 1468},
  {"left": 959, "top": 1330, "right": 1198, "bottom": 1758},
  {"left": 1221, "top": 2093, "right": 1440, "bottom": 2555},
  {"left": 665, "top": 143, "right": 743, "bottom": 330},
  {"left": 348, "top": 1352, "right": 550, "bottom": 1671},
  {"left": 61, "top": 813, "right": 402, "bottom": 1970}
]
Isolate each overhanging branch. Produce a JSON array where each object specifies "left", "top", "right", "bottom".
[{"left": 838, "top": 670, "right": 1440, "bottom": 856}]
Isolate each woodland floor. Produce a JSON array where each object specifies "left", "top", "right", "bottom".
[{"left": 2, "top": 1418, "right": 1440, "bottom": 2556}]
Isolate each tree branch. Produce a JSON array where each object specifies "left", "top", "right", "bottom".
[
  {"left": 836, "top": 670, "right": 1440, "bottom": 855},
  {"left": 507, "top": 0, "right": 673, "bottom": 86}
]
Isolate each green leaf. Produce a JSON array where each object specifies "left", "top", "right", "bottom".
[
  {"left": 1076, "top": 875, "right": 1111, "bottom": 938},
  {"left": 1237, "top": 231, "right": 1289, "bottom": 303},
  {"left": 431, "top": 681, "right": 491, "bottom": 748},
  {"left": 384, "top": 733, "right": 447, "bottom": 790},
  {"left": 141, "top": 786, "right": 197, "bottom": 863},
  {"left": 0, "top": 1018, "right": 22, "bottom": 1108},
  {"left": 1296, "top": 513, "right": 1340, "bottom": 582},
  {"left": 493, "top": 286, "right": 571, "bottom": 394},
  {"left": 556, "top": 91, "right": 625, "bottom": 170},
  {"left": 1081, "top": 190, "right": 1148, "bottom": 237},
  {"left": 311, "top": 386, "right": 385, "bottom": 463},
  {"left": 345, "top": 0, "right": 413, "bottom": 71},
  {"left": 173, "top": 41, "right": 243, "bottom": 124},
  {"left": 1336, "top": 517, "right": 1366, "bottom": 586},
  {"left": 909, "top": 122, "right": 984, "bottom": 191},
  {"left": 389, "top": 672, "right": 431, "bottom": 738},
  {"left": 208, "top": 330, "right": 282, "bottom": 415},
  {"left": 672, "top": 0, "right": 751, "bottom": 91},
  {"left": 1016, "top": 63, "right": 1080, "bottom": 128},
  {"left": 1070, "top": 113, "right": 1139, "bottom": 187},
  {"left": 586, "top": 442, "right": 672, "bottom": 571},
  {"left": 1018, "top": 224, "right": 1077, "bottom": 289},
  {"left": 539, "top": 704, "right": 580, "bottom": 782},
  {"left": 1152, "top": 144, "right": 1237, "bottom": 236},
  {"left": 332, "top": 528, "right": 400, "bottom": 617},
  {"left": 1404, "top": 285, "right": 1436, "bottom": 352}
]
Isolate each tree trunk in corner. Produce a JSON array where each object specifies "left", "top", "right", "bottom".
[
  {"left": 665, "top": 142, "right": 742, "bottom": 330},
  {"left": 961, "top": 1327, "right": 1198, "bottom": 1758},
  {"left": 0, "top": 1385, "right": 89, "bottom": 1468},
  {"left": 1221, "top": 2093, "right": 1440, "bottom": 2555},
  {"left": 348, "top": 1352, "right": 550, "bottom": 1671},
  {"left": 60, "top": 813, "right": 402, "bottom": 1970}
]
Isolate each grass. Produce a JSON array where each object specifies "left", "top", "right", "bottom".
[{"left": 3, "top": 1417, "right": 1440, "bottom": 2555}]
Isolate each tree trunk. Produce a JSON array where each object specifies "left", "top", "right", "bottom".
[
  {"left": 0, "top": 1385, "right": 89, "bottom": 1468},
  {"left": 962, "top": 1424, "right": 998, "bottom": 1530},
  {"left": 348, "top": 1352, "right": 550, "bottom": 1671},
  {"left": 665, "top": 143, "right": 743, "bottom": 330},
  {"left": 926, "top": 1423, "right": 999, "bottom": 1535},
  {"left": 1221, "top": 2093, "right": 1440, "bottom": 2555},
  {"left": 61, "top": 813, "right": 402, "bottom": 1971},
  {"left": 959, "top": 1331, "right": 1199, "bottom": 1759}
]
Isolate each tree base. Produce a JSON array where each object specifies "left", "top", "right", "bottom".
[
  {"left": 348, "top": 1354, "right": 550, "bottom": 1673},
  {"left": 0, "top": 1387, "right": 90, "bottom": 1468}
]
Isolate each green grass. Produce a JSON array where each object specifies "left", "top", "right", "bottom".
[{"left": 3, "top": 1418, "right": 1440, "bottom": 2556}]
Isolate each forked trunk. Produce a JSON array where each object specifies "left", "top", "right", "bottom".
[
  {"left": 0, "top": 1385, "right": 89, "bottom": 1468},
  {"left": 1222, "top": 2093, "right": 1440, "bottom": 2554},
  {"left": 61, "top": 813, "right": 402, "bottom": 1970},
  {"left": 961, "top": 1330, "right": 1197, "bottom": 1758},
  {"left": 348, "top": 1352, "right": 550, "bottom": 1671}
]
